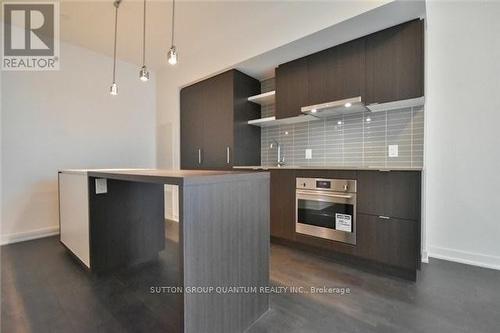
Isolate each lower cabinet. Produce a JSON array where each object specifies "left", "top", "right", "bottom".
[
  {"left": 356, "top": 213, "right": 417, "bottom": 270},
  {"left": 269, "top": 169, "right": 421, "bottom": 279},
  {"left": 357, "top": 171, "right": 421, "bottom": 221}
]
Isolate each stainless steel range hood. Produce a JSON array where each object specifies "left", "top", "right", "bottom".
[{"left": 301, "top": 96, "right": 369, "bottom": 118}]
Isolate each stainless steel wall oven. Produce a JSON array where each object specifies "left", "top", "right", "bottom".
[{"left": 296, "top": 178, "right": 357, "bottom": 245}]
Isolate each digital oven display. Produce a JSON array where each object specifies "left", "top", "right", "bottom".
[{"left": 316, "top": 180, "right": 331, "bottom": 189}]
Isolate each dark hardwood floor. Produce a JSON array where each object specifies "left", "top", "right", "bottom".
[
  {"left": 2, "top": 222, "right": 499, "bottom": 333},
  {"left": 249, "top": 244, "right": 500, "bottom": 333}
]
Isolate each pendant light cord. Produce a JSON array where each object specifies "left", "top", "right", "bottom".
[
  {"left": 142, "top": 0, "right": 146, "bottom": 67},
  {"left": 170, "top": 0, "right": 175, "bottom": 46},
  {"left": 112, "top": 1, "right": 120, "bottom": 83}
]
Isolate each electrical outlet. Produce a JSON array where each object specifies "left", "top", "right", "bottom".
[
  {"left": 388, "top": 145, "right": 399, "bottom": 158},
  {"left": 95, "top": 178, "right": 107, "bottom": 194},
  {"left": 305, "top": 149, "right": 312, "bottom": 159}
]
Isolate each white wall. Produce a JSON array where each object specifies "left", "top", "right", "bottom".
[
  {"left": 156, "top": 75, "right": 179, "bottom": 221},
  {"left": 1, "top": 42, "right": 157, "bottom": 244},
  {"left": 424, "top": 1, "right": 500, "bottom": 269}
]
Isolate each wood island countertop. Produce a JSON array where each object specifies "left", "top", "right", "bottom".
[{"left": 59, "top": 168, "right": 269, "bottom": 185}]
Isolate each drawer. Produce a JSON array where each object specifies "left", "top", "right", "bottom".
[
  {"left": 356, "top": 213, "right": 417, "bottom": 270},
  {"left": 357, "top": 171, "right": 421, "bottom": 220}
]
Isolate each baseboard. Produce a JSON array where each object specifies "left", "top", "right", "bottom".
[
  {"left": 165, "top": 213, "right": 179, "bottom": 222},
  {"left": 0, "top": 226, "right": 60, "bottom": 245},
  {"left": 421, "top": 250, "right": 429, "bottom": 263},
  {"left": 428, "top": 245, "right": 500, "bottom": 271}
]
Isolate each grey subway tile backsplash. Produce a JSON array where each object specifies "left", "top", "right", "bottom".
[
  {"left": 257, "top": 78, "right": 423, "bottom": 168},
  {"left": 260, "top": 78, "right": 276, "bottom": 118},
  {"left": 261, "top": 104, "right": 275, "bottom": 118},
  {"left": 260, "top": 78, "right": 275, "bottom": 93},
  {"left": 260, "top": 103, "right": 424, "bottom": 168}
]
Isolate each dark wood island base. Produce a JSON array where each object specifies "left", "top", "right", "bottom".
[{"left": 59, "top": 169, "right": 270, "bottom": 333}]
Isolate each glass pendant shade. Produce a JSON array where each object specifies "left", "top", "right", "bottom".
[
  {"left": 139, "top": 65, "right": 150, "bottom": 81},
  {"left": 168, "top": 46, "right": 178, "bottom": 65},
  {"left": 110, "top": 82, "right": 118, "bottom": 95}
]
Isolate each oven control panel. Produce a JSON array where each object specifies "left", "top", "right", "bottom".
[
  {"left": 296, "top": 178, "right": 357, "bottom": 193},
  {"left": 316, "top": 180, "right": 331, "bottom": 189}
]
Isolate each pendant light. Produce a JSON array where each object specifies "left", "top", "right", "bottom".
[
  {"left": 110, "top": 0, "right": 121, "bottom": 95},
  {"left": 167, "top": 0, "right": 178, "bottom": 65},
  {"left": 139, "top": 0, "right": 150, "bottom": 81}
]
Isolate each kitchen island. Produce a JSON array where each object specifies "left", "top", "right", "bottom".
[{"left": 58, "top": 169, "right": 270, "bottom": 333}]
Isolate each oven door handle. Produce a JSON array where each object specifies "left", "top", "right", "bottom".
[{"left": 296, "top": 190, "right": 353, "bottom": 199}]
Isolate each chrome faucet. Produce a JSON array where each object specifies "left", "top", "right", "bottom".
[{"left": 269, "top": 139, "right": 285, "bottom": 167}]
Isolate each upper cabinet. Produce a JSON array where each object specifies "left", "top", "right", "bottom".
[
  {"left": 180, "top": 70, "right": 261, "bottom": 170},
  {"left": 275, "top": 19, "right": 424, "bottom": 117},
  {"left": 365, "top": 19, "right": 424, "bottom": 104},
  {"left": 180, "top": 83, "right": 206, "bottom": 169},
  {"left": 275, "top": 57, "right": 308, "bottom": 119},
  {"left": 200, "top": 72, "right": 234, "bottom": 169},
  {"left": 307, "top": 38, "right": 366, "bottom": 106}
]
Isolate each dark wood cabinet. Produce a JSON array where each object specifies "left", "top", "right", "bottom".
[
  {"left": 357, "top": 171, "right": 421, "bottom": 221},
  {"left": 180, "top": 84, "right": 205, "bottom": 169},
  {"left": 268, "top": 169, "right": 421, "bottom": 279},
  {"left": 233, "top": 71, "right": 263, "bottom": 166},
  {"left": 365, "top": 19, "right": 424, "bottom": 104},
  {"left": 275, "top": 57, "right": 308, "bottom": 119},
  {"left": 180, "top": 70, "right": 261, "bottom": 170},
  {"left": 200, "top": 72, "right": 233, "bottom": 169},
  {"left": 270, "top": 170, "right": 296, "bottom": 240},
  {"left": 307, "top": 38, "right": 365, "bottom": 105},
  {"left": 356, "top": 213, "right": 417, "bottom": 271},
  {"left": 275, "top": 19, "right": 424, "bottom": 118}
]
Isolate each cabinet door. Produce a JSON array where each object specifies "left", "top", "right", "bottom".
[
  {"left": 200, "top": 71, "right": 234, "bottom": 169},
  {"left": 181, "top": 70, "right": 260, "bottom": 170},
  {"left": 307, "top": 38, "right": 365, "bottom": 105},
  {"left": 233, "top": 71, "right": 261, "bottom": 166},
  {"left": 357, "top": 214, "right": 417, "bottom": 270},
  {"left": 275, "top": 57, "right": 308, "bottom": 119},
  {"left": 180, "top": 84, "right": 204, "bottom": 169},
  {"left": 356, "top": 213, "right": 378, "bottom": 261},
  {"left": 270, "top": 170, "right": 296, "bottom": 240},
  {"left": 365, "top": 19, "right": 424, "bottom": 104},
  {"left": 357, "top": 171, "right": 421, "bottom": 220}
]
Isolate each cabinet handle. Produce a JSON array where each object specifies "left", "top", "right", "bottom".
[
  {"left": 378, "top": 216, "right": 391, "bottom": 220},
  {"left": 296, "top": 190, "right": 353, "bottom": 199},
  {"left": 226, "top": 146, "right": 230, "bottom": 164},
  {"left": 198, "top": 149, "right": 202, "bottom": 165}
]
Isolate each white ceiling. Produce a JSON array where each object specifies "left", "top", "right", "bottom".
[
  {"left": 236, "top": 0, "right": 426, "bottom": 79},
  {"left": 57, "top": 0, "right": 393, "bottom": 71}
]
